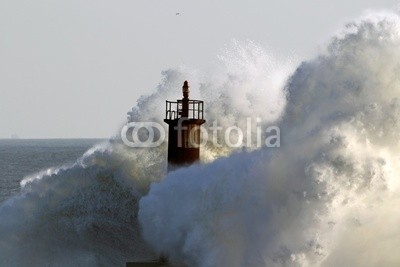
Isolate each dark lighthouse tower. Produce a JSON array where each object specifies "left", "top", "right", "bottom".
[
  {"left": 164, "top": 81, "right": 205, "bottom": 170},
  {"left": 126, "top": 81, "right": 205, "bottom": 267}
]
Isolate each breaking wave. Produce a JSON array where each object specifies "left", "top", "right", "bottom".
[
  {"left": 1, "top": 10, "right": 400, "bottom": 267},
  {"left": 139, "top": 12, "right": 400, "bottom": 267}
]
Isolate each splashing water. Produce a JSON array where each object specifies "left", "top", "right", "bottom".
[
  {"left": 139, "top": 12, "right": 400, "bottom": 267},
  {"left": 1, "top": 11, "right": 400, "bottom": 267}
]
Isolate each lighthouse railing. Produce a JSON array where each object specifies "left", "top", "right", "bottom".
[{"left": 165, "top": 100, "right": 204, "bottom": 120}]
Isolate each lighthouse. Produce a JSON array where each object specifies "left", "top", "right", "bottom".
[
  {"left": 126, "top": 81, "right": 205, "bottom": 267},
  {"left": 164, "top": 81, "right": 205, "bottom": 170}
]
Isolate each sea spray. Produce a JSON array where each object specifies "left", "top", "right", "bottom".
[
  {"left": 0, "top": 41, "right": 291, "bottom": 266},
  {"left": 1, "top": 10, "right": 400, "bottom": 267},
  {"left": 128, "top": 42, "right": 293, "bottom": 160},
  {"left": 139, "top": 12, "right": 400, "bottom": 267},
  {"left": 0, "top": 142, "right": 163, "bottom": 266}
]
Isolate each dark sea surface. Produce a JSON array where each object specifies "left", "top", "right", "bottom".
[{"left": 0, "top": 139, "right": 105, "bottom": 203}]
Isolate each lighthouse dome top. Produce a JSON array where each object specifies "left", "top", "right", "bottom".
[{"left": 182, "top": 80, "right": 190, "bottom": 98}]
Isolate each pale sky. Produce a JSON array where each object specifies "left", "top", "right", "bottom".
[{"left": 1, "top": 0, "right": 398, "bottom": 138}]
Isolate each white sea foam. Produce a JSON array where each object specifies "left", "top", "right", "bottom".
[
  {"left": 1, "top": 11, "right": 400, "bottom": 267},
  {"left": 139, "top": 12, "right": 400, "bottom": 267}
]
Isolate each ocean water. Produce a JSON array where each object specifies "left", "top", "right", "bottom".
[
  {"left": 0, "top": 139, "right": 103, "bottom": 203},
  {"left": 1, "top": 11, "right": 400, "bottom": 267}
]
